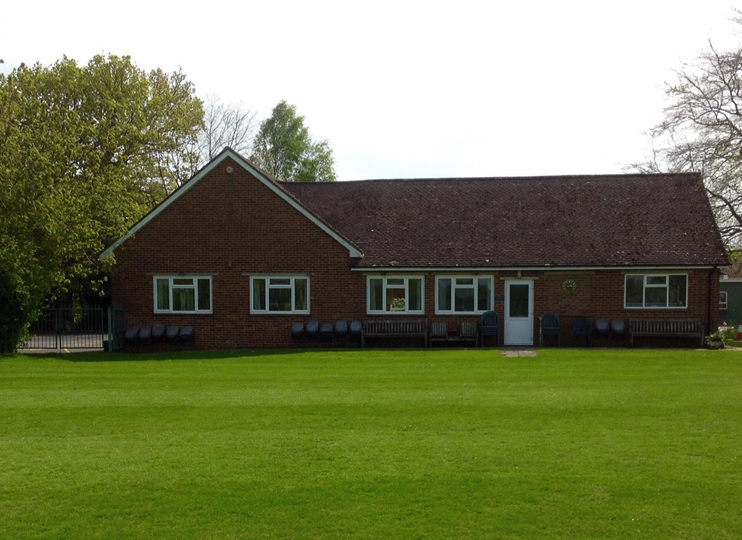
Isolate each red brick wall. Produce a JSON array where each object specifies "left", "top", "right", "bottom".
[
  {"left": 111, "top": 157, "right": 365, "bottom": 349},
  {"left": 359, "top": 269, "right": 718, "bottom": 347},
  {"left": 111, "top": 158, "right": 720, "bottom": 349}
]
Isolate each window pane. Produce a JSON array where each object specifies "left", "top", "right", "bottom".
[
  {"left": 252, "top": 279, "right": 266, "bottom": 311},
  {"left": 173, "top": 278, "right": 193, "bottom": 286},
  {"left": 645, "top": 287, "right": 667, "bottom": 307},
  {"left": 270, "top": 278, "right": 291, "bottom": 286},
  {"left": 625, "top": 275, "right": 643, "bottom": 307},
  {"left": 438, "top": 278, "right": 452, "bottom": 311},
  {"left": 408, "top": 278, "right": 422, "bottom": 311},
  {"left": 173, "top": 287, "right": 195, "bottom": 311},
  {"left": 369, "top": 279, "right": 383, "bottom": 311},
  {"left": 478, "top": 279, "right": 492, "bottom": 311},
  {"left": 669, "top": 275, "right": 687, "bottom": 307},
  {"left": 646, "top": 276, "right": 667, "bottom": 286},
  {"left": 509, "top": 284, "right": 529, "bottom": 317},
  {"left": 456, "top": 278, "right": 474, "bottom": 286},
  {"left": 387, "top": 278, "right": 404, "bottom": 286},
  {"left": 197, "top": 279, "right": 211, "bottom": 310},
  {"left": 294, "top": 278, "right": 308, "bottom": 311},
  {"left": 455, "top": 287, "right": 475, "bottom": 312},
  {"left": 156, "top": 279, "right": 170, "bottom": 311},
  {"left": 269, "top": 287, "right": 292, "bottom": 311}
]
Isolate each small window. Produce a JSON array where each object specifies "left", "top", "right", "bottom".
[
  {"left": 436, "top": 276, "right": 493, "bottom": 314},
  {"left": 624, "top": 274, "right": 688, "bottom": 309},
  {"left": 367, "top": 276, "right": 424, "bottom": 314},
  {"left": 720, "top": 291, "right": 728, "bottom": 310},
  {"left": 154, "top": 276, "right": 212, "bottom": 314},
  {"left": 251, "top": 276, "right": 310, "bottom": 314}
]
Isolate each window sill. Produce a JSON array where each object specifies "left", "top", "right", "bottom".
[{"left": 154, "top": 311, "right": 213, "bottom": 315}]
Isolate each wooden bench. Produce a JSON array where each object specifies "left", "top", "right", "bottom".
[
  {"left": 429, "top": 322, "right": 479, "bottom": 347},
  {"left": 362, "top": 320, "right": 428, "bottom": 347},
  {"left": 629, "top": 319, "right": 704, "bottom": 347}
]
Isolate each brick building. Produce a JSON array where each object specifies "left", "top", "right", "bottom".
[{"left": 101, "top": 148, "right": 728, "bottom": 349}]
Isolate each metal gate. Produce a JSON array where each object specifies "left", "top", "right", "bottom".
[{"left": 23, "top": 306, "right": 106, "bottom": 350}]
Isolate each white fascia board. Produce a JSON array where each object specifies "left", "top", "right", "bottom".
[
  {"left": 352, "top": 265, "right": 718, "bottom": 272},
  {"left": 100, "top": 148, "right": 362, "bottom": 260}
]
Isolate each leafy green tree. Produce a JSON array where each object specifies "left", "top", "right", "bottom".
[
  {"left": 251, "top": 100, "right": 336, "bottom": 182},
  {"left": 635, "top": 14, "right": 742, "bottom": 246},
  {"left": 0, "top": 55, "right": 203, "bottom": 352}
]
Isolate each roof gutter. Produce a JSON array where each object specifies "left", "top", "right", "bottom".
[{"left": 351, "top": 265, "right": 721, "bottom": 272}]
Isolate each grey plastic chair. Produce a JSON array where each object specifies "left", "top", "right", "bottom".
[
  {"left": 305, "top": 321, "right": 319, "bottom": 340},
  {"left": 334, "top": 321, "right": 349, "bottom": 339},
  {"left": 166, "top": 325, "right": 180, "bottom": 344},
  {"left": 594, "top": 319, "right": 610, "bottom": 339},
  {"left": 349, "top": 321, "right": 363, "bottom": 342},
  {"left": 291, "top": 323, "right": 305, "bottom": 341},
  {"left": 319, "top": 323, "right": 334, "bottom": 340},
  {"left": 179, "top": 326, "right": 194, "bottom": 346},
  {"left": 125, "top": 326, "right": 139, "bottom": 345},
  {"left": 151, "top": 324, "right": 166, "bottom": 342},
  {"left": 611, "top": 319, "right": 626, "bottom": 339},
  {"left": 138, "top": 326, "right": 152, "bottom": 344}
]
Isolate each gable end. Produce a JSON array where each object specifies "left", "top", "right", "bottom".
[{"left": 99, "top": 148, "right": 363, "bottom": 260}]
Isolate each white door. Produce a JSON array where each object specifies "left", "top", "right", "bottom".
[{"left": 504, "top": 280, "right": 534, "bottom": 346}]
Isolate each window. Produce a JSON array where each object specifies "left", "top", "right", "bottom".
[
  {"left": 251, "top": 276, "right": 309, "bottom": 314},
  {"left": 436, "top": 276, "right": 493, "bottom": 314},
  {"left": 624, "top": 274, "right": 688, "bottom": 309},
  {"left": 367, "top": 276, "right": 424, "bottom": 314},
  {"left": 154, "top": 276, "right": 212, "bottom": 314},
  {"left": 720, "top": 291, "right": 728, "bottom": 310}
]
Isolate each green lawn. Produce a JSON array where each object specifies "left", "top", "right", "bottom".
[{"left": 1, "top": 348, "right": 741, "bottom": 539}]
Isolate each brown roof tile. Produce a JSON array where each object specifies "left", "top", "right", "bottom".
[{"left": 282, "top": 173, "right": 728, "bottom": 268}]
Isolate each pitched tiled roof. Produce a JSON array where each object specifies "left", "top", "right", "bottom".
[{"left": 282, "top": 173, "right": 728, "bottom": 269}]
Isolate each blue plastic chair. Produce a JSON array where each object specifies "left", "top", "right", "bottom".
[
  {"left": 572, "top": 317, "right": 592, "bottom": 346},
  {"left": 479, "top": 311, "right": 499, "bottom": 347},
  {"left": 539, "top": 313, "right": 561, "bottom": 346}
]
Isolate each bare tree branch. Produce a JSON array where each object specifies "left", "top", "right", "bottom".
[{"left": 631, "top": 19, "right": 742, "bottom": 248}]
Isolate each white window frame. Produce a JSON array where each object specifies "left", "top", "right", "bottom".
[
  {"left": 154, "top": 276, "right": 213, "bottom": 314},
  {"left": 435, "top": 275, "right": 494, "bottom": 315},
  {"left": 624, "top": 273, "right": 688, "bottom": 309},
  {"left": 720, "top": 291, "right": 728, "bottom": 310},
  {"left": 250, "top": 276, "right": 310, "bottom": 315},
  {"left": 366, "top": 276, "right": 425, "bottom": 315}
]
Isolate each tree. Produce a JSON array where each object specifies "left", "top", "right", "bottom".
[
  {"left": 196, "top": 94, "right": 257, "bottom": 165},
  {"left": 635, "top": 16, "right": 742, "bottom": 246},
  {"left": 251, "top": 100, "right": 336, "bottom": 182},
  {"left": 0, "top": 55, "right": 204, "bottom": 352}
]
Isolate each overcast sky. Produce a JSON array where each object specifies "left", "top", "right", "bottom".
[{"left": 2, "top": 1, "right": 740, "bottom": 180}]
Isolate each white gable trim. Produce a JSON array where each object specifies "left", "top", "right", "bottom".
[{"left": 99, "top": 148, "right": 362, "bottom": 260}]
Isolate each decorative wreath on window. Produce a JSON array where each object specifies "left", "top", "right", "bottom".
[{"left": 562, "top": 279, "right": 577, "bottom": 294}]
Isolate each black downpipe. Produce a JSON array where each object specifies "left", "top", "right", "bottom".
[{"left": 708, "top": 265, "right": 717, "bottom": 336}]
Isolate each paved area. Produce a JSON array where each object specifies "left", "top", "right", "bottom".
[{"left": 501, "top": 349, "right": 537, "bottom": 357}]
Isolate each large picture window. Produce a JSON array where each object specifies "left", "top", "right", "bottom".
[
  {"left": 154, "top": 276, "right": 212, "bottom": 314},
  {"left": 624, "top": 274, "right": 688, "bottom": 309},
  {"left": 367, "top": 276, "right": 424, "bottom": 314},
  {"left": 251, "top": 276, "right": 309, "bottom": 314},
  {"left": 436, "top": 276, "right": 493, "bottom": 314}
]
